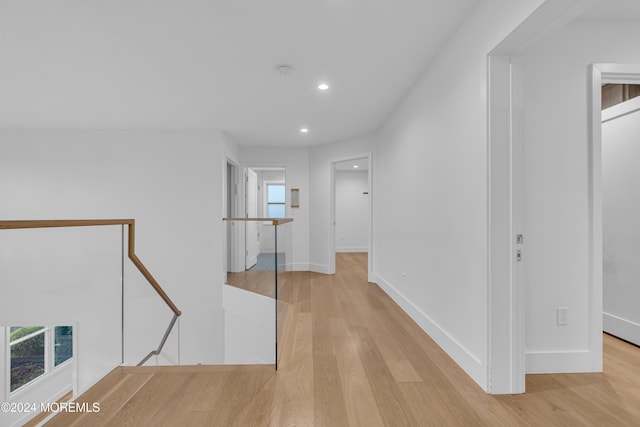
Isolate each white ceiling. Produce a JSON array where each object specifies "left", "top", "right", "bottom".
[
  {"left": 576, "top": 0, "right": 640, "bottom": 21},
  {"left": 0, "top": 0, "right": 479, "bottom": 146}
]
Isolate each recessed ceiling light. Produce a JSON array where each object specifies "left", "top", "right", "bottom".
[
  {"left": 318, "top": 83, "right": 329, "bottom": 91},
  {"left": 353, "top": 165, "right": 359, "bottom": 169},
  {"left": 300, "top": 128, "right": 309, "bottom": 133}
]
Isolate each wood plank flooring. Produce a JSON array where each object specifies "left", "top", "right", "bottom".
[
  {"left": 226, "top": 269, "right": 276, "bottom": 299},
  {"left": 43, "top": 253, "right": 640, "bottom": 426}
]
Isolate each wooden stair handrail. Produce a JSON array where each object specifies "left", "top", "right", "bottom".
[
  {"left": 0, "top": 219, "right": 181, "bottom": 317},
  {"left": 223, "top": 217, "right": 293, "bottom": 226}
]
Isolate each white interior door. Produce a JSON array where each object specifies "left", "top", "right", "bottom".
[
  {"left": 245, "top": 168, "right": 259, "bottom": 269},
  {"left": 602, "top": 96, "right": 640, "bottom": 345}
]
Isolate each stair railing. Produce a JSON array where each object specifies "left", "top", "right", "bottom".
[{"left": 0, "top": 219, "right": 181, "bottom": 366}]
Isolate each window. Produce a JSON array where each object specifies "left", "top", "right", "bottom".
[
  {"left": 7, "top": 325, "right": 73, "bottom": 393},
  {"left": 54, "top": 326, "right": 73, "bottom": 367},
  {"left": 10, "top": 326, "right": 45, "bottom": 392},
  {"left": 265, "top": 183, "right": 285, "bottom": 218}
]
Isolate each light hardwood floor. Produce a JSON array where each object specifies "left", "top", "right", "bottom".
[
  {"left": 226, "top": 269, "right": 276, "bottom": 299},
  {"left": 43, "top": 253, "right": 640, "bottom": 426}
]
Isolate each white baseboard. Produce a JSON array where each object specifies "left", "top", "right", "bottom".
[
  {"left": 309, "top": 263, "right": 330, "bottom": 274},
  {"left": 604, "top": 312, "right": 640, "bottom": 346},
  {"left": 336, "top": 247, "right": 368, "bottom": 253},
  {"left": 290, "top": 263, "right": 310, "bottom": 272},
  {"left": 525, "top": 349, "right": 597, "bottom": 374},
  {"left": 373, "top": 273, "right": 486, "bottom": 389}
]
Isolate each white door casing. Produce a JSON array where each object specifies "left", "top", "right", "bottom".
[{"left": 245, "top": 168, "right": 259, "bottom": 269}]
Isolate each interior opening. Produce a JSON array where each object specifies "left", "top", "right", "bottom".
[
  {"left": 333, "top": 157, "right": 370, "bottom": 275},
  {"left": 243, "top": 167, "right": 286, "bottom": 272},
  {"left": 601, "top": 83, "right": 640, "bottom": 350}
]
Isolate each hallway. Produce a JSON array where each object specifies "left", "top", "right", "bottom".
[{"left": 44, "top": 253, "right": 640, "bottom": 426}]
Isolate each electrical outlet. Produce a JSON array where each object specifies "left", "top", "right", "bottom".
[
  {"left": 557, "top": 307, "right": 567, "bottom": 326},
  {"left": 401, "top": 272, "right": 407, "bottom": 281}
]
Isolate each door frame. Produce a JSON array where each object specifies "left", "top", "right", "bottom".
[
  {"left": 486, "top": 0, "right": 594, "bottom": 394},
  {"left": 224, "top": 157, "right": 244, "bottom": 275},
  {"left": 240, "top": 165, "right": 287, "bottom": 270},
  {"left": 328, "top": 153, "right": 373, "bottom": 282},
  {"left": 487, "top": 54, "right": 526, "bottom": 394},
  {"left": 588, "top": 63, "right": 640, "bottom": 367},
  {"left": 244, "top": 167, "right": 259, "bottom": 269}
]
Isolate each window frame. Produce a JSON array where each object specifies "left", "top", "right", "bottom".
[
  {"left": 5, "top": 325, "right": 73, "bottom": 396},
  {"left": 263, "top": 181, "right": 286, "bottom": 219}
]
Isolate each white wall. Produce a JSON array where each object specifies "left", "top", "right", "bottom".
[
  {"left": 521, "top": 20, "right": 640, "bottom": 372},
  {"left": 603, "top": 99, "right": 640, "bottom": 345},
  {"left": 240, "top": 147, "right": 310, "bottom": 271},
  {"left": 372, "top": 0, "right": 545, "bottom": 389},
  {"left": 0, "top": 129, "right": 228, "bottom": 368},
  {"left": 335, "top": 171, "right": 369, "bottom": 252}
]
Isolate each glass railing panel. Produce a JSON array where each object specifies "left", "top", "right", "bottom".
[
  {"left": 223, "top": 218, "right": 292, "bottom": 366},
  {"left": 223, "top": 219, "right": 276, "bottom": 364},
  {"left": 275, "top": 220, "right": 293, "bottom": 369},
  {"left": 123, "top": 257, "right": 180, "bottom": 366}
]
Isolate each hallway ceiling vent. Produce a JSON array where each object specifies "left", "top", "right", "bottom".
[{"left": 275, "top": 65, "right": 294, "bottom": 76}]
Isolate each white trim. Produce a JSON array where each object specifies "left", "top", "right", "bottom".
[
  {"left": 588, "top": 64, "right": 604, "bottom": 373},
  {"left": 525, "top": 350, "right": 593, "bottom": 374},
  {"left": 487, "top": 54, "right": 526, "bottom": 394},
  {"left": 336, "top": 247, "right": 368, "bottom": 253},
  {"left": 224, "top": 156, "right": 244, "bottom": 274},
  {"left": 603, "top": 313, "right": 640, "bottom": 347},
  {"left": 309, "top": 263, "right": 330, "bottom": 274},
  {"left": 595, "top": 63, "right": 640, "bottom": 84},
  {"left": 602, "top": 93, "right": 640, "bottom": 123},
  {"left": 289, "top": 263, "right": 310, "bottom": 272},
  {"left": 374, "top": 273, "right": 486, "bottom": 388}
]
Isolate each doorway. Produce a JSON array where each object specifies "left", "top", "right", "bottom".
[
  {"left": 245, "top": 168, "right": 259, "bottom": 269},
  {"left": 329, "top": 154, "right": 373, "bottom": 281},
  {"left": 598, "top": 73, "right": 640, "bottom": 347},
  {"left": 225, "top": 159, "right": 243, "bottom": 278},
  {"left": 244, "top": 167, "right": 286, "bottom": 272}
]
